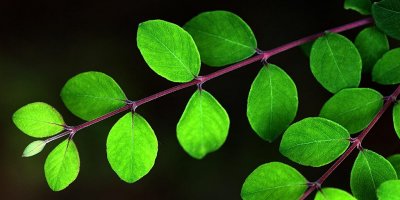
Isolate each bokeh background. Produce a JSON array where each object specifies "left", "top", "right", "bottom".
[{"left": 1, "top": 0, "right": 399, "bottom": 199}]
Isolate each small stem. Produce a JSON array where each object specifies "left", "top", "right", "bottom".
[
  {"left": 300, "top": 84, "right": 400, "bottom": 200},
  {"left": 45, "top": 130, "right": 71, "bottom": 143}
]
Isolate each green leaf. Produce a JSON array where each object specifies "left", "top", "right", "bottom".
[
  {"left": 44, "top": 139, "right": 80, "bottom": 191},
  {"left": 310, "top": 33, "right": 362, "bottom": 93},
  {"left": 13, "top": 102, "right": 64, "bottom": 138},
  {"left": 319, "top": 88, "right": 383, "bottom": 134},
  {"left": 314, "top": 187, "right": 356, "bottom": 200},
  {"left": 22, "top": 140, "right": 46, "bottom": 157},
  {"left": 280, "top": 117, "right": 350, "bottom": 167},
  {"left": 372, "top": 48, "right": 400, "bottom": 85},
  {"left": 344, "top": 0, "right": 372, "bottom": 15},
  {"left": 372, "top": 0, "right": 400, "bottom": 40},
  {"left": 184, "top": 10, "right": 257, "bottom": 67},
  {"left": 107, "top": 113, "right": 158, "bottom": 183},
  {"left": 300, "top": 41, "right": 313, "bottom": 57},
  {"left": 377, "top": 180, "right": 400, "bottom": 200},
  {"left": 247, "top": 64, "right": 298, "bottom": 142},
  {"left": 177, "top": 89, "right": 229, "bottom": 159},
  {"left": 61, "top": 71, "right": 127, "bottom": 121},
  {"left": 387, "top": 154, "right": 400, "bottom": 177},
  {"left": 137, "top": 20, "right": 200, "bottom": 82},
  {"left": 394, "top": 103, "right": 400, "bottom": 139},
  {"left": 350, "top": 149, "right": 397, "bottom": 200},
  {"left": 355, "top": 27, "right": 389, "bottom": 72},
  {"left": 241, "top": 162, "right": 307, "bottom": 200}
]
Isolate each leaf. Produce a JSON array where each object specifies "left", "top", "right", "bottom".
[
  {"left": 344, "top": 0, "right": 372, "bottom": 15},
  {"left": 310, "top": 33, "right": 362, "bottom": 93},
  {"left": 387, "top": 154, "right": 400, "bottom": 177},
  {"left": 44, "top": 139, "right": 80, "bottom": 191},
  {"left": 241, "top": 162, "right": 307, "bottom": 200},
  {"left": 247, "top": 64, "right": 298, "bottom": 142},
  {"left": 350, "top": 149, "right": 397, "bottom": 200},
  {"left": 319, "top": 88, "right": 383, "bottom": 134},
  {"left": 280, "top": 117, "right": 350, "bottom": 167},
  {"left": 13, "top": 102, "right": 64, "bottom": 138},
  {"left": 107, "top": 113, "right": 158, "bottom": 183},
  {"left": 177, "top": 89, "right": 229, "bottom": 159},
  {"left": 377, "top": 180, "right": 400, "bottom": 200},
  {"left": 300, "top": 41, "right": 313, "bottom": 57},
  {"left": 372, "top": 0, "right": 400, "bottom": 40},
  {"left": 355, "top": 27, "right": 389, "bottom": 72},
  {"left": 372, "top": 48, "right": 400, "bottom": 85},
  {"left": 61, "top": 71, "right": 127, "bottom": 121},
  {"left": 314, "top": 187, "right": 356, "bottom": 200},
  {"left": 184, "top": 10, "right": 257, "bottom": 67},
  {"left": 22, "top": 140, "right": 46, "bottom": 157},
  {"left": 137, "top": 20, "right": 200, "bottom": 82},
  {"left": 394, "top": 103, "right": 400, "bottom": 139}
]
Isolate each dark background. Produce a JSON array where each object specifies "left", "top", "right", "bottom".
[{"left": 1, "top": 0, "right": 399, "bottom": 199}]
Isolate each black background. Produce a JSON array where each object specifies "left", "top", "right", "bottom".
[{"left": 1, "top": 0, "right": 399, "bottom": 199}]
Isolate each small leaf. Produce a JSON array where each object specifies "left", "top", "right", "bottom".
[
  {"left": 137, "top": 20, "right": 200, "bottom": 82},
  {"left": 61, "top": 71, "right": 127, "bottom": 121},
  {"left": 319, "top": 88, "right": 383, "bottom": 134},
  {"left": 314, "top": 187, "right": 356, "bottom": 200},
  {"left": 300, "top": 41, "right": 313, "bottom": 57},
  {"left": 350, "top": 149, "right": 397, "bottom": 200},
  {"left": 241, "top": 162, "right": 307, "bottom": 200},
  {"left": 13, "top": 102, "right": 64, "bottom": 138},
  {"left": 107, "top": 113, "right": 158, "bottom": 183},
  {"left": 247, "top": 64, "right": 298, "bottom": 142},
  {"left": 387, "top": 154, "right": 400, "bottom": 177},
  {"left": 344, "top": 0, "right": 372, "bottom": 15},
  {"left": 377, "top": 180, "right": 400, "bottom": 200},
  {"left": 372, "top": 48, "right": 400, "bottom": 85},
  {"left": 394, "top": 103, "right": 400, "bottom": 139},
  {"left": 177, "top": 89, "right": 229, "bottom": 159},
  {"left": 372, "top": 0, "right": 400, "bottom": 40},
  {"left": 184, "top": 10, "right": 257, "bottom": 67},
  {"left": 22, "top": 140, "right": 46, "bottom": 157},
  {"left": 310, "top": 33, "right": 362, "bottom": 93},
  {"left": 280, "top": 117, "right": 350, "bottom": 167},
  {"left": 44, "top": 139, "right": 80, "bottom": 191},
  {"left": 355, "top": 27, "right": 389, "bottom": 72}
]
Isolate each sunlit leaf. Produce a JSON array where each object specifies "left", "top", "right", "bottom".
[
  {"left": 137, "top": 20, "right": 200, "bottom": 82},
  {"left": 107, "top": 113, "right": 158, "bottom": 183},
  {"left": 44, "top": 140, "right": 80, "bottom": 191},
  {"left": 22, "top": 140, "right": 46, "bottom": 157},
  {"left": 372, "top": 48, "right": 400, "bottom": 85},
  {"left": 184, "top": 10, "right": 257, "bottom": 67},
  {"left": 372, "top": 0, "right": 400, "bottom": 40},
  {"left": 13, "top": 102, "right": 64, "bottom": 138},
  {"left": 61, "top": 71, "right": 127, "bottom": 121},
  {"left": 177, "top": 90, "right": 229, "bottom": 159},
  {"left": 241, "top": 162, "right": 307, "bottom": 200},
  {"left": 280, "top": 117, "right": 350, "bottom": 167},
  {"left": 314, "top": 187, "right": 356, "bottom": 200},
  {"left": 377, "top": 180, "right": 400, "bottom": 200},
  {"left": 247, "top": 64, "right": 298, "bottom": 142}
]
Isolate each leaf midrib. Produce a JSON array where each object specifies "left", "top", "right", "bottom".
[{"left": 325, "top": 37, "right": 349, "bottom": 86}]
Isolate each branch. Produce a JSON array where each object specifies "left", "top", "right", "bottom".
[{"left": 300, "top": 85, "right": 400, "bottom": 200}]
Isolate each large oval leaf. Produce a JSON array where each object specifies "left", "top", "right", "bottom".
[
  {"left": 388, "top": 154, "right": 400, "bottom": 177},
  {"left": 107, "top": 113, "right": 158, "bottom": 183},
  {"left": 13, "top": 102, "right": 64, "bottom": 138},
  {"left": 280, "top": 117, "right": 350, "bottom": 167},
  {"left": 184, "top": 10, "right": 257, "bottom": 67},
  {"left": 241, "top": 162, "right": 307, "bottom": 200},
  {"left": 372, "top": 0, "right": 400, "bottom": 40},
  {"left": 310, "top": 33, "right": 362, "bottom": 93},
  {"left": 44, "top": 139, "right": 80, "bottom": 191},
  {"left": 137, "top": 20, "right": 200, "bottom": 82},
  {"left": 177, "top": 89, "right": 229, "bottom": 159},
  {"left": 372, "top": 48, "right": 400, "bottom": 85},
  {"left": 377, "top": 180, "right": 400, "bottom": 200},
  {"left": 355, "top": 27, "right": 389, "bottom": 73},
  {"left": 314, "top": 187, "right": 356, "bottom": 200},
  {"left": 394, "top": 103, "right": 400, "bottom": 139},
  {"left": 319, "top": 88, "right": 383, "bottom": 134},
  {"left": 61, "top": 71, "right": 127, "bottom": 121},
  {"left": 344, "top": 0, "right": 372, "bottom": 15},
  {"left": 247, "top": 64, "right": 298, "bottom": 142},
  {"left": 350, "top": 149, "right": 397, "bottom": 200}
]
